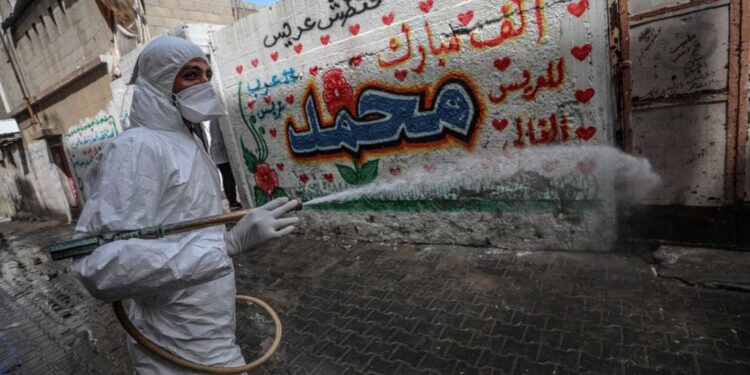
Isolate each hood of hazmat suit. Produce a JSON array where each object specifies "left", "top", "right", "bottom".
[{"left": 73, "top": 36, "right": 245, "bottom": 374}]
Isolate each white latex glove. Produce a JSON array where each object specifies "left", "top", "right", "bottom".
[{"left": 225, "top": 197, "right": 300, "bottom": 255}]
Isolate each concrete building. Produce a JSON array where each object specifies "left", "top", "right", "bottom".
[{"left": 0, "top": 0, "right": 258, "bottom": 220}]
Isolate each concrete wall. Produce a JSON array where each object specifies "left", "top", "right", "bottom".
[
  {"left": 61, "top": 105, "right": 123, "bottom": 202},
  {"left": 0, "top": 0, "right": 115, "bottom": 220},
  {"left": 0, "top": 141, "right": 22, "bottom": 218},
  {"left": 15, "top": 65, "right": 114, "bottom": 137},
  {"left": 211, "top": 0, "right": 618, "bottom": 250},
  {"left": 2, "top": 0, "right": 112, "bottom": 113},
  {"left": 0, "top": 139, "right": 71, "bottom": 221},
  {"left": 143, "top": 0, "right": 257, "bottom": 37},
  {"left": 0, "top": 36, "right": 23, "bottom": 115}
]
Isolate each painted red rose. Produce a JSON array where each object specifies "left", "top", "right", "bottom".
[
  {"left": 254, "top": 162, "right": 279, "bottom": 196},
  {"left": 322, "top": 68, "right": 356, "bottom": 117}
]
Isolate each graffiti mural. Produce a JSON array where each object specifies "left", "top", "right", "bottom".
[
  {"left": 263, "top": 0, "right": 384, "bottom": 49},
  {"left": 62, "top": 112, "right": 121, "bottom": 198},
  {"left": 286, "top": 72, "right": 484, "bottom": 159},
  {"left": 214, "top": 0, "right": 613, "bottom": 211}
]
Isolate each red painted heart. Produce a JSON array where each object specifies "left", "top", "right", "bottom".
[
  {"left": 394, "top": 70, "right": 408, "bottom": 81},
  {"left": 492, "top": 119, "right": 509, "bottom": 132},
  {"left": 320, "top": 34, "right": 330, "bottom": 45},
  {"left": 350, "top": 54, "right": 363, "bottom": 67},
  {"left": 438, "top": 58, "right": 447, "bottom": 67},
  {"left": 349, "top": 24, "right": 361, "bottom": 36},
  {"left": 247, "top": 100, "right": 255, "bottom": 109},
  {"left": 299, "top": 174, "right": 309, "bottom": 184},
  {"left": 575, "top": 88, "right": 595, "bottom": 104},
  {"left": 264, "top": 96, "right": 273, "bottom": 104},
  {"left": 270, "top": 128, "right": 278, "bottom": 137},
  {"left": 293, "top": 43, "right": 303, "bottom": 54},
  {"left": 389, "top": 166, "right": 401, "bottom": 176},
  {"left": 382, "top": 12, "right": 395, "bottom": 25},
  {"left": 576, "top": 126, "right": 596, "bottom": 141},
  {"left": 270, "top": 52, "right": 279, "bottom": 61},
  {"left": 419, "top": 0, "right": 433, "bottom": 13},
  {"left": 493, "top": 57, "right": 511, "bottom": 71},
  {"left": 235, "top": 65, "right": 243, "bottom": 74},
  {"left": 323, "top": 173, "right": 334, "bottom": 183},
  {"left": 577, "top": 160, "right": 597, "bottom": 175},
  {"left": 276, "top": 162, "right": 284, "bottom": 171},
  {"left": 567, "top": 0, "right": 589, "bottom": 17},
  {"left": 251, "top": 58, "right": 259, "bottom": 68},
  {"left": 571, "top": 43, "right": 592, "bottom": 61},
  {"left": 309, "top": 66, "right": 319, "bottom": 76},
  {"left": 458, "top": 10, "right": 474, "bottom": 26},
  {"left": 285, "top": 94, "right": 294, "bottom": 105}
]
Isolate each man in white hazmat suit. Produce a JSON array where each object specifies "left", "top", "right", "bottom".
[{"left": 72, "top": 36, "right": 300, "bottom": 374}]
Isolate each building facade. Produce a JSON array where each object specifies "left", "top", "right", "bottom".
[{"left": 0, "top": 0, "right": 257, "bottom": 220}]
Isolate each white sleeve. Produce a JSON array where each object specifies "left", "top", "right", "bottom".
[{"left": 72, "top": 137, "right": 232, "bottom": 302}]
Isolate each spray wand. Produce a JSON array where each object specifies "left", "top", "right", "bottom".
[{"left": 47, "top": 204, "right": 304, "bottom": 261}]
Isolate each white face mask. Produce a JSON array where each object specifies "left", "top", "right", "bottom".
[{"left": 174, "top": 82, "right": 227, "bottom": 123}]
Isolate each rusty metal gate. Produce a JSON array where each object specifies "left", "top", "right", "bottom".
[{"left": 613, "top": 0, "right": 750, "bottom": 249}]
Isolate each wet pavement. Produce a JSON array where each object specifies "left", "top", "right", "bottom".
[{"left": 1, "top": 219, "right": 749, "bottom": 374}]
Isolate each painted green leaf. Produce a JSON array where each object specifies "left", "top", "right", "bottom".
[
  {"left": 259, "top": 127, "right": 265, "bottom": 134},
  {"left": 241, "top": 139, "right": 258, "bottom": 173},
  {"left": 335, "top": 164, "right": 359, "bottom": 185},
  {"left": 253, "top": 185, "right": 269, "bottom": 207},
  {"left": 359, "top": 159, "right": 379, "bottom": 184},
  {"left": 271, "top": 187, "right": 287, "bottom": 199}
]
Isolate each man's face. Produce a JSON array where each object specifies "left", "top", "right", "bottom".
[{"left": 172, "top": 57, "right": 213, "bottom": 95}]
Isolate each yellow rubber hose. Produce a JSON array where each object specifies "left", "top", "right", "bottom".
[{"left": 113, "top": 295, "right": 282, "bottom": 374}]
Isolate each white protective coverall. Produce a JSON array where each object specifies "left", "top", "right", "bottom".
[{"left": 73, "top": 36, "right": 245, "bottom": 373}]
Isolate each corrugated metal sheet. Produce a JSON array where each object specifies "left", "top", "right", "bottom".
[
  {"left": 632, "top": 102, "right": 726, "bottom": 206},
  {"left": 630, "top": 7, "right": 728, "bottom": 100}
]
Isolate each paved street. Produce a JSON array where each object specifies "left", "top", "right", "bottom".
[{"left": 1, "top": 219, "right": 749, "bottom": 374}]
